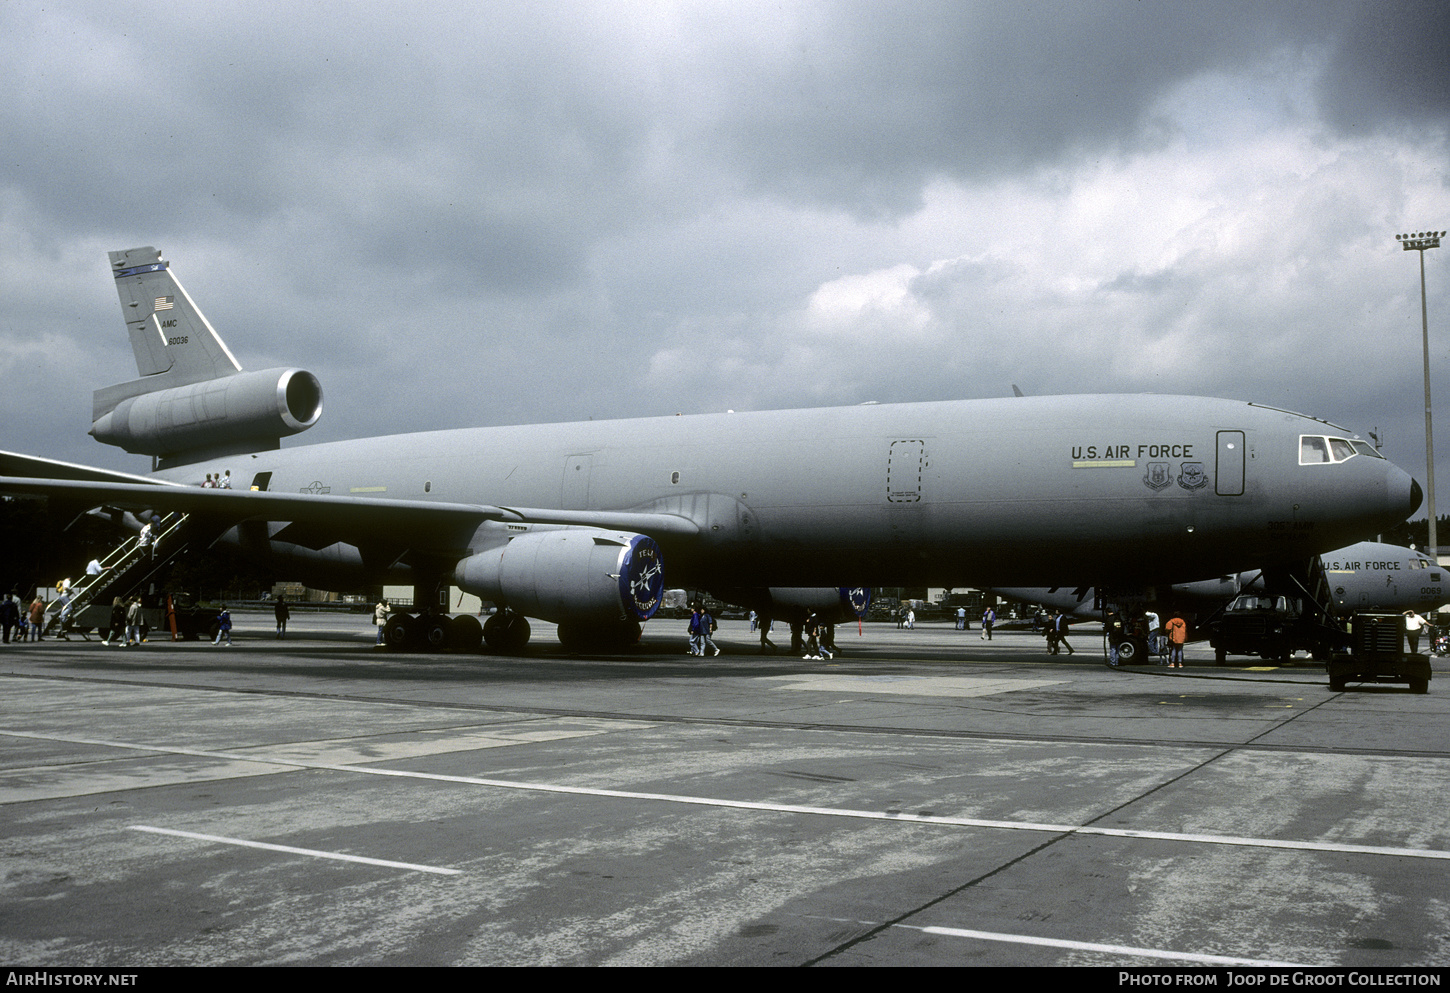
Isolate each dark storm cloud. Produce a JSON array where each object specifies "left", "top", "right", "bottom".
[
  {"left": 1319, "top": 0, "right": 1450, "bottom": 132},
  {"left": 699, "top": 1, "right": 1345, "bottom": 216},
  {"left": 1, "top": 0, "right": 1447, "bottom": 498}
]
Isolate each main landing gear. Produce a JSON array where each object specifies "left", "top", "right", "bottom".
[
  {"left": 383, "top": 611, "right": 486, "bottom": 653},
  {"left": 382, "top": 608, "right": 643, "bottom": 655}
]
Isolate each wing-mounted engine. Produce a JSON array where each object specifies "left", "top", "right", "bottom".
[
  {"left": 90, "top": 367, "right": 323, "bottom": 460},
  {"left": 713, "top": 586, "right": 872, "bottom": 623},
  {"left": 454, "top": 529, "right": 665, "bottom": 627}
]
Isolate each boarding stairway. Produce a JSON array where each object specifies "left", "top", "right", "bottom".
[
  {"left": 1265, "top": 553, "right": 1346, "bottom": 660},
  {"left": 44, "top": 511, "right": 194, "bottom": 637},
  {"left": 1278, "top": 553, "right": 1336, "bottom": 627}
]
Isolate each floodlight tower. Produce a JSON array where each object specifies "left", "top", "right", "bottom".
[{"left": 1397, "top": 230, "right": 1445, "bottom": 558}]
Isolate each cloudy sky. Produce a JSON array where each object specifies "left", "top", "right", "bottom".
[{"left": 2, "top": 0, "right": 1448, "bottom": 513}]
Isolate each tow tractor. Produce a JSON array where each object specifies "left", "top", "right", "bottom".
[{"left": 1326, "top": 613, "right": 1432, "bottom": 694}]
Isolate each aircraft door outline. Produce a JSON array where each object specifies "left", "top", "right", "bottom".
[
  {"left": 887, "top": 439, "right": 928, "bottom": 504},
  {"left": 562, "top": 454, "right": 593, "bottom": 510},
  {"left": 1216, "top": 430, "right": 1245, "bottom": 496}
]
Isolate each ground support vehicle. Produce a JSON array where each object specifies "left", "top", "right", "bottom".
[
  {"left": 1208, "top": 594, "right": 1340, "bottom": 664},
  {"left": 64, "top": 594, "right": 219, "bottom": 642},
  {"left": 1326, "top": 613, "right": 1431, "bottom": 693}
]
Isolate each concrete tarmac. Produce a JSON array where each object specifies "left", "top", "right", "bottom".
[{"left": 2, "top": 615, "right": 1448, "bottom": 967}]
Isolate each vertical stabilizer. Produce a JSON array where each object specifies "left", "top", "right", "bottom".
[
  {"left": 90, "top": 247, "right": 324, "bottom": 467},
  {"left": 96, "top": 247, "right": 244, "bottom": 421},
  {"left": 110, "top": 246, "right": 242, "bottom": 380}
]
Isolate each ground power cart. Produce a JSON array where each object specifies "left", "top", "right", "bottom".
[{"left": 1326, "top": 613, "right": 1431, "bottom": 694}]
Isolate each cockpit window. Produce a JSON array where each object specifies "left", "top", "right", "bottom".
[
  {"left": 1300, "top": 436, "right": 1330, "bottom": 463},
  {"left": 1300, "top": 435, "right": 1378, "bottom": 465}
]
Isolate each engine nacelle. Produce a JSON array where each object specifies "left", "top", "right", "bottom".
[
  {"left": 454, "top": 529, "right": 665, "bottom": 624},
  {"left": 713, "top": 587, "right": 872, "bottom": 622},
  {"left": 90, "top": 367, "right": 323, "bottom": 456},
  {"left": 770, "top": 587, "right": 872, "bottom": 619}
]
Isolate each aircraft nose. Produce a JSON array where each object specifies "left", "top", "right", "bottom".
[{"left": 1410, "top": 476, "right": 1424, "bottom": 518}]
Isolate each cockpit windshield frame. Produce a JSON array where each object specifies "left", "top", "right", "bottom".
[{"left": 1300, "top": 434, "right": 1384, "bottom": 465}]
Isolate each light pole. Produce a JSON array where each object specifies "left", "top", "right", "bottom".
[{"left": 1397, "top": 230, "right": 1445, "bottom": 558}]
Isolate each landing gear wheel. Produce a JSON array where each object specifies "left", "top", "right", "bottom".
[
  {"left": 421, "top": 615, "right": 452, "bottom": 650},
  {"left": 383, "top": 613, "right": 415, "bottom": 649},
  {"left": 556, "top": 620, "right": 586, "bottom": 652},
  {"left": 484, "top": 612, "right": 531, "bottom": 654},
  {"left": 449, "top": 615, "right": 483, "bottom": 653},
  {"left": 1329, "top": 677, "right": 1346, "bottom": 691},
  {"left": 1114, "top": 638, "right": 1147, "bottom": 665}
]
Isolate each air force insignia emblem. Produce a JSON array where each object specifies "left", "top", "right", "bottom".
[
  {"left": 1177, "top": 462, "right": 1208, "bottom": 491},
  {"left": 1143, "top": 462, "right": 1172, "bottom": 491}
]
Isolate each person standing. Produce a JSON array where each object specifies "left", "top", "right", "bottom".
[
  {"left": 801, "top": 611, "right": 819, "bottom": 659},
  {"left": 687, "top": 605, "right": 706, "bottom": 656},
  {"left": 1144, "top": 609, "right": 1163, "bottom": 661},
  {"left": 699, "top": 605, "right": 720, "bottom": 656},
  {"left": 956, "top": 606, "right": 966, "bottom": 631},
  {"left": 981, "top": 605, "right": 996, "bottom": 641},
  {"left": 28, "top": 596, "right": 45, "bottom": 641},
  {"left": 0, "top": 594, "right": 19, "bottom": 644},
  {"left": 105, "top": 597, "right": 126, "bottom": 646},
  {"left": 213, "top": 604, "right": 233, "bottom": 647},
  {"left": 1405, "top": 610, "right": 1428, "bottom": 654},
  {"left": 274, "top": 595, "right": 291, "bottom": 639},
  {"left": 905, "top": 607, "right": 915, "bottom": 630},
  {"left": 757, "top": 612, "right": 776, "bottom": 654},
  {"left": 373, "top": 599, "right": 389, "bottom": 646},
  {"left": 820, "top": 618, "right": 838, "bottom": 658},
  {"left": 125, "top": 597, "right": 144, "bottom": 647},
  {"left": 1054, "top": 611, "right": 1075, "bottom": 655},
  {"left": 54, "top": 579, "right": 73, "bottom": 639},
  {"left": 1105, "top": 610, "right": 1125, "bottom": 665},
  {"left": 1164, "top": 613, "right": 1188, "bottom": 668}
]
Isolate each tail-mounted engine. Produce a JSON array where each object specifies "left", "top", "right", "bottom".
[
  {"left": 454, "top": 529, "right": 665, "bottom": 624},
  {"left": 90, "top": 367, "right": 323, "bottom": 458}
]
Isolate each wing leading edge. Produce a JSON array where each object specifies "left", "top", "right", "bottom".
[{"left": 0, "top": 471, "right": 700, "bottom": 558}]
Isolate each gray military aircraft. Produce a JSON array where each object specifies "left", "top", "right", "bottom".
[
  {"left": 0, "top": 246, "right": 1423, "bottom": 652},
  {"left": 993, "top": 541, "right": 1445, "bottom": 621}
]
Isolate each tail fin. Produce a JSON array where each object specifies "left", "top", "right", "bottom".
[
  {"left": 95, "top": 247, "right": 243, "bottom": 420},
  {"left": 90, "top": 247, "right": 322, "bottom": 468}
]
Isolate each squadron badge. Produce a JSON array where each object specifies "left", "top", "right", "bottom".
[
  {"left": 1143, "top": 462, "right": 1172, "bottom": 491},
  {"left": 1177, "top": 462, "right": 1208, "bottom": 491}
]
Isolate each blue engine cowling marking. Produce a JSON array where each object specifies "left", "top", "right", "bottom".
[
  {"left": 619, "top": 534, "right": 665, "bottom": 621},
  {"left": 842, "top": 587, "right": 872, "bottom": 617}
]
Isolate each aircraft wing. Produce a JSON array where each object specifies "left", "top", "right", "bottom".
[
  {"left": 0, "top": 450, "right": 162, "bottom": 485},
  {"left": 0, "top": 473, "right": 700, "bottom": 555}
]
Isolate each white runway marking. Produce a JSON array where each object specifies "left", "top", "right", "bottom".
[
  {"left": 7, "top": 728, "right": 1449, "bottom": 863},
  {"left": 760, "top": 674, "right": 1067, "bottom": 697},
  {"left": 901, "top": 923, "right": 1311, "bottom": 967},
  {"left": 129, "top": 825, "right": 462, "bottom": 875}
]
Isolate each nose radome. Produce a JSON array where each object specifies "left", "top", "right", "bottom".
[{"left": 1410, "top": 477, "right": 1424, "bottom": 518}]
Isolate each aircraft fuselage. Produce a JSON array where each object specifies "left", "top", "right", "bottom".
[{"left": 159, "top": 393, "right": 1417, "bottom": 592}]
